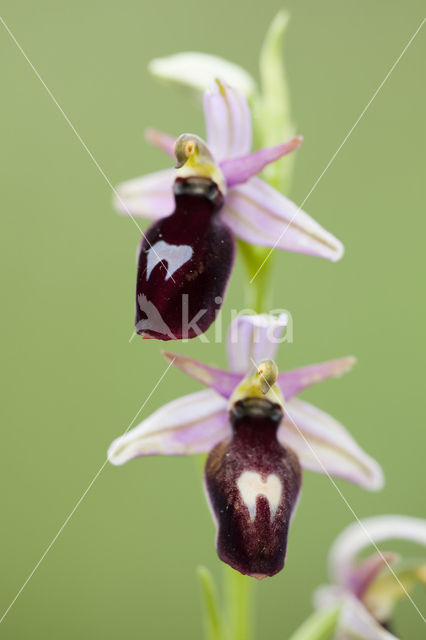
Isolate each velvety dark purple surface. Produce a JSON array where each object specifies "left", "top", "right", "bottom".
[
  {"left": 205, "top": 401, "right": 302, "bottom": 578},
  {"left": 135, "top": 178, "right": 235, "bottom": 340}
]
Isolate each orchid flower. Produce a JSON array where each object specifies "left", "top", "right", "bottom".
[
  {"left": 108, "top": 314, "right": 383, "bottom": 578},
  {"left": 314, "top": 515, "right": 426, "bottom": 639},
  {"left": 116, "top": 80, "right": 343, "bottom": 340}
]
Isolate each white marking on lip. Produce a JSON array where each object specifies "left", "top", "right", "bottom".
[
  {"left": 146, "top": 240, "right": 193, "bottom": 281},
  {"left": 237, "top": 471, "right": 282, "bottom": 522}
]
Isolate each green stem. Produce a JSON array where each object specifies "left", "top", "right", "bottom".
[
  {"left": 198, "top": 566, "right": 226, "bottom": 640},
  {"left": 287, "top": 605, "right": 341, "bottom": 640},
  {"left": 224, "top": 565, "right": 253, "bottom": 640},
  {"left": 237, "top": 239, "right": 274, "bottom": 314}
]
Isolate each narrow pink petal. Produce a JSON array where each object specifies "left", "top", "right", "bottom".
[
  {"left": 348, "top": 552, "right": 400, "bottom": 599},
  {"left": 222, "top": 177, "right": 344, "bottom": 261},
  {"left": 226, "top": 313, "right": 289, "bottom": 374},
  {"left": 163, "top": 351, "right": 242, "bottom": 399},
  {"left": 108, "top": 389, "right": 229, "bottom": 465},
  {"left": 220, "top": 137, "right": 303, "bottom": 187},
  {"left": 329, "top": 515, "right": 426, "bottom": 587},
  {"left": 278, "top": 357, "right": 356, "bottom": 400},
  {"left": 114, "top": 168, "right": 175, "bottom": 219},
  {"left": 145, "top": 128, "right": 176, "bottom": 158},
  {"left": 203, "top": 80, "right": 252, "bottom": 162},
  {"left": 278, "top": 397, "right": 384, "bottom": 490}
]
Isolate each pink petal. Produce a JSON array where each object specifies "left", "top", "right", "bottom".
[
  {"left": 348, "top": 552, "right": 400, "bottom": 600},
  {"left": 114, "top": 168, "right": 175, "bottom": 219},
  {"left": 145, "top": 128, "right": 176, "bottom": 158},
  {"left": 222, "top": 177, "right": 344, "bottom": 262},
  {"left": 108, "top": 389, "right": 229, "bottom": 464},
  {"left": 278, "top": 357, "right": 356, "bottom": 400},
  {"left": 329, "top": 515, "right": 426, "bottom": 587},
  {"left": 220, "top": 137, "right": 303, "bottom": 187},
  {"left": 226, "top": 313, "right": 290, "bottom": 374},
  {"left": 162, "top": 351, "right": 242, "bottom": 398},
  {"left": 278, "top": 397, "right": 384, "bottom": 490},
  {"left": 203, "top": 80, "right": 252, "bottom": 162}
]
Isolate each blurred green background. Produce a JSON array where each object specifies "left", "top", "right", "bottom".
[{"left": 1, "top": 0, "right": 425, "bottom": 638}]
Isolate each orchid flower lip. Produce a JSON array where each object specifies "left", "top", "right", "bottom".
[{"left": 205, "top": 362, "right": 302, "bottom": 578}]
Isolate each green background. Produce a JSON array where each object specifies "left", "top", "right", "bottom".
[{"left": 1, "top": 0, "right": 425, "bottom": 637}]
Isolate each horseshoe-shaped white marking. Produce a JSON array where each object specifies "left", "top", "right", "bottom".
[
  {"left": 237, "top": 471, "right": 282, "bottom": 522},
  {"left": 146, "top": 240, "right": 193, "bottom": 281}
]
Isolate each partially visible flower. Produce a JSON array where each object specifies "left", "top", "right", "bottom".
[
  {"left": 314, "top": 515, "right": 426, "bottom": 639},
  {"left": 118, "top": 80, "right": 343, "bottom": 340},
  {"left": 108, "top": 314, "right": 383, "bottom": 577}
]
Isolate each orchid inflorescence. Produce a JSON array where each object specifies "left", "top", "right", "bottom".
[{"left": 109, "top": 12, "right": 425, "bottom": 639}]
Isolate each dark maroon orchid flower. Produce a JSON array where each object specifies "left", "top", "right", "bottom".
[
  {"left": 108, "top": 315, "right": 382, "bottom": 578},
  {"left": 116, "top": 81, "right": 344, "bottom": 341}
]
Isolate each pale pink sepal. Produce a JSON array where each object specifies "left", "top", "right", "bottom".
[
  {"left": 337, "top": 595, "right": 399, "bottom": 640},
  {"left": 226, "top": 313, "right": 289, "bottom": 374},
  {"left": 222, "top": 177, "right": 344, "bottom": 262},
  {"left": 278, "top": 397, "right": 384, "bottom": 490},
  {"left": 220, "top": 137, "right": 303, "bottom": 187},
  {"left": 162, "top": 351, "right": 242, "bottom": 399},
  {"left": 278, "top": 357, "right": 356, "bottom": 400},
  {"left": 314, "top": 588, "right": 398, "bottom": 640},
  {"left": 108, "top": 389, "right": 229, "bottom": 465},
  {"left": 203, "top": 80, "right": 252, "bottom": 162},
  {"left": 148, "top": 52, "right": 256, "bottom": 98},
  {"left": 114, "top": 168, "right": 175, "bottom": 219}
]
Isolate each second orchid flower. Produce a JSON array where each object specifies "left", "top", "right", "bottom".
[{"left": 108, "top": 314, "right": 382, "bottom": 578}]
